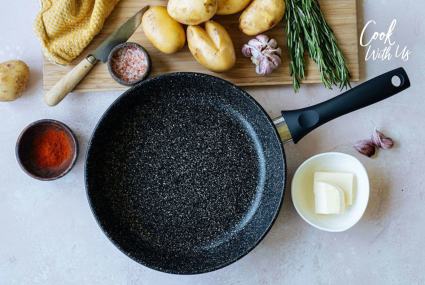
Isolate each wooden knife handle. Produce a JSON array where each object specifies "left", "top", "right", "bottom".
[{"left": 44, "top": 55, "right": 97, "bottom": 106}]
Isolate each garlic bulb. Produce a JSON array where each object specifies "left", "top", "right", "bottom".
[{"left": 242, "top": 34, "right": 282, "bottom": 76}]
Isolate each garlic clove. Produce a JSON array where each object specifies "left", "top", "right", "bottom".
[
  {"left": 257, "top": 56, "right": 274, "bottom": 75},
  {"left": 247, "top": 38, "right": 264, "bottom": 50},
  {"left": 242, "top": 44, "right": 253, "bottom": 57},
  {"left": 354, "top": 139, "right": 376, "bottom": 157},
  {"left": 250, "top": 47, "right": 263, "bottom": 59},
  {"left": 256, "top": 34, "right": 270, "bottom": 45},
  {"left": 372, "top": 129, "right": 394, "bottom": 150},
  {"left": 354, "top": 129, "right": 395, "bottom": 158},
  {"left": 267, "top": 53, "right": 282, "bottom": 68},
  {"left": 268, "top": 38, "right": 278, "bottom": 48}
]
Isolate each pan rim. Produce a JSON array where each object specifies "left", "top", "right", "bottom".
[{"left": 84, "top": 72, "right": 287, "bottom": 274}]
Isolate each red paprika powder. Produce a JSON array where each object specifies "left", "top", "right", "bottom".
[{"left": 30, "top": 128, "right": 73, "bottom": 169}]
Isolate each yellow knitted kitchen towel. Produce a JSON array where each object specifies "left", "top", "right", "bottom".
[{"left": 35, "top": 0, "right": 120, "bottom": 65}]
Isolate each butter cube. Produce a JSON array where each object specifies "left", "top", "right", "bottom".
[
  {"left": 314, "top": 182, "right": 345, "bottom": 214},
  {"left": 314, "top": 171, "right": 354, "bottom": 205}
]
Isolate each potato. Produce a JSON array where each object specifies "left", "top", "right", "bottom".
[
  {"left": 167, "top": 0, "right": 217, "bottom": 25},
  {"left": 239, "top": 0, "right": 285, "bottom": 36},
  {"left": 217, "top": 0, "right": 251, "bottom": 15},
  {"left": 187, "top": 21, "right": 236, "bottom": 72},
  {"left": 0, "top": 60, "right": 30, "bottom": 102},
  {"left": 142, "top": 6, "right": 186, "bottom": 54}
]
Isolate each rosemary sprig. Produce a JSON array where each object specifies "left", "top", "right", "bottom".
[{"left": 285, "top": 0, "right": 351, "bottom": 91}]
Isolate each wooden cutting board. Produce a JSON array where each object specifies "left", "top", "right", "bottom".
[{"left": 42, "top": 0, "right": 359, "bottom": 93}]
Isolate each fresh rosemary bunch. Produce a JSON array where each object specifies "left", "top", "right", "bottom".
[{"left": 285, "top": 0, "right": 351, "bottom": 91}]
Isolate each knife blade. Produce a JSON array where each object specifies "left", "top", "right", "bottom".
[
  {"left": 45, "top": 6, "right": 149, "bottom": 106},
  {"left": 92, "top": 6, "right": 149, "bottom": 63}
]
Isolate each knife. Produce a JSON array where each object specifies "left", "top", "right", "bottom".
[{"left": 45, "top": 6, "right": 149, "bottom": 106}]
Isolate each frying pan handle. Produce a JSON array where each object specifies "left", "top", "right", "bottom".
[{"left": 281, "top": 67, "right": 411, "bottom": 143}]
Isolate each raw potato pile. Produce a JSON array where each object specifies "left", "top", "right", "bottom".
[
  {"left": 141, "top": 1, "right": 286, "bottom": 72},
  {"left": 0, "top": 60, "right": 30, "bottom": 101}
]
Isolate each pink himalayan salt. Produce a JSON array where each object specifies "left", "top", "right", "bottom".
[{"left": 111, "top": 45, "right": 148, "bottom": 83}]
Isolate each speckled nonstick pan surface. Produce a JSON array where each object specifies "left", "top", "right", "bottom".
[
  {"left": 85, "top": 69, "right": 410, "bottom": 274},
  {"left": 85, "top": 73, "right": 286, "bottom": 274}
]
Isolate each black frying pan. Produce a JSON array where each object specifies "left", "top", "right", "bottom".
[{"left": 85, "top": 68, "right": 410, "bottom": 274}]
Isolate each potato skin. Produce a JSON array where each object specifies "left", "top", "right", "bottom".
[
  {"left": 239, "top": 0, "right": 285, "bottom": 36},
  {"left": 142, "top": 6, "right": 186, "bottom": 54},
  {"left": 187, "top": 21, "right": 236, "bottom": 72},
  {"left": 167, "top": 0, "right": 217, "bottom": 25},
  {"left": 217, "top": 0, "right": 251, "bottom": 15},
  {"left": 0, "top": 60, "right": 29, "bottom": 102}
]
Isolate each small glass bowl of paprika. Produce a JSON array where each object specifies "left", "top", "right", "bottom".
[{"left": 16, "top": 119, "right": 78, "bottom": 181}]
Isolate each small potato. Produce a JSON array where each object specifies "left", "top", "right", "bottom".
[
  {"left": 0, "top": 60, "right": 30, "bottom": 102},
  {"left": 167, "top": 0, "right": 217, "bottom": 25},
  {"left": 239, "top": 0, "right": 285, "bottom": 36},
  {"left": 187, "top": 21, "right": 236, "bottom": 72},
  {"left": 217, "top": 0, "right": 251, "bottom": 15},
  {"left": 142, "top": 6, "right": 186, "bottom": 54}
]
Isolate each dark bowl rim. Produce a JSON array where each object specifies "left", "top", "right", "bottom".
[
  {"left": 84, "top": 72, "right": 287, "bottom": 275},
  {"left": 107, "top": 42, "right": 152, "bottom": 87},
  {"left": 15, "top": 119, "right": 79, "bottom": 181}
]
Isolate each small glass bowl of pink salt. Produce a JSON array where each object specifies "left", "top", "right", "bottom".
[{"left": 107, "top": 42, "right": 151, "bottom": 86}]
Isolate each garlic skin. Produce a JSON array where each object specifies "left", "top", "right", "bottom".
[{"left": 242, "top": 34, "right": 282, "bottom": 76}]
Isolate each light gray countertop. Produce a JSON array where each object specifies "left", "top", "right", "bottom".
[{"left": 1, "top": 1, "right": 424, "bottom": 284}]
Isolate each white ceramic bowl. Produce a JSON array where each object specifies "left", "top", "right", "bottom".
[{"left": 291, "top": 152, "right": 369, "bottom": 232}]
